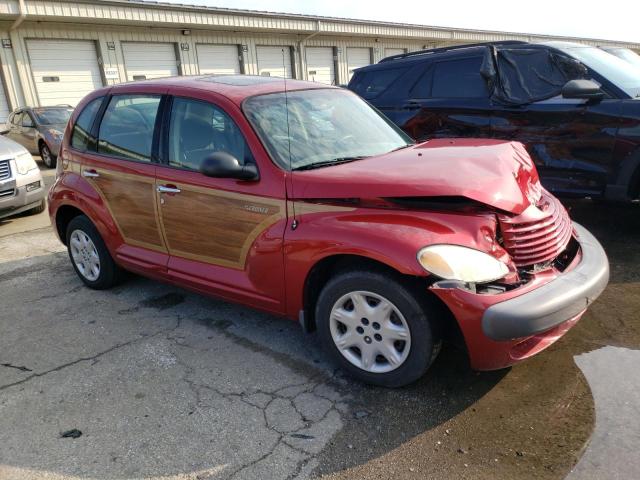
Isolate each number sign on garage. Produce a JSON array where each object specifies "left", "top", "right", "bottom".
[
  {"left": 347, "top": 47, "right": 372, "bottom": 81},
  {"left": 196, "top": 44, "right": 241, "bottom": 75},
  {"left": 305, "top": 47, "right": 335, "bottom": 85},
  {"left": 256, "top": 46, "right": 293, "bottom": 79},
  {"left": 122, "top": 42, "right": 179, "bottom": 81},
  {"left": 26, "top": 39, "right": 103, "bottom": 106}
]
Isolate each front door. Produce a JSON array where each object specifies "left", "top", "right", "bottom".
[{"left": 155, "top": 93, "right": 287, "bottom": 313}]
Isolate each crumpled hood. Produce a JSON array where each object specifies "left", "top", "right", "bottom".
[{"left": 291, "top": 138, "right": 541, "bottom": 215}]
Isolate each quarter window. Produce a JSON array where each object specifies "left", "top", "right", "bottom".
[
  {"left": 432, "top": 57, "right": 488, "bottom": 98},
  {"left": 71, "top": 97, "right": 103, "bottom": 151},
  {"left": 168, "top": 97, "right": 252, "bottom": 171},
  {"left": 98, "top": 95, "right": 161, "bottom": 162}
]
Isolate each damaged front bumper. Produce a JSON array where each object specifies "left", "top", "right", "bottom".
[{"left": 431, "top": 222, "right": 609, "bottom": 370}]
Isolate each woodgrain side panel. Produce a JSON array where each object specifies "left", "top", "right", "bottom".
[
  {"left": 88, "top": 168, "right": 166, "bottom": 252},
  {"left": 160, "top": 184, "right": 285, "bottom": 269}
]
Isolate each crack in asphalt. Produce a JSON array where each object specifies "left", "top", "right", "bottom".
[
  {"left": 0, "top": 363, "right": 33, "bottom": 372},
  {"left": 165, "top": 325, "right": 346, "bottom": 480},
  {"left": 0, "top": 316, "right": 184, "bottom": 392}
]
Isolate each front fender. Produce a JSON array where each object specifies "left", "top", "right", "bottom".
[{"left": 284, "top": 204, "right": 503, "bottom": 317}]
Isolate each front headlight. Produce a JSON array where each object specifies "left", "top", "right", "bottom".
[
  {"left": 15, "top": 152, "right": 38, "bottom": 175},
  {"left": 417, "top": 245, "right": 509, "bottom": 283}
]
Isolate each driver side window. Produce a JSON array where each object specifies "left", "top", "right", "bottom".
[{"left": 168, "top": 97, "right": 252, "bottom": 171}]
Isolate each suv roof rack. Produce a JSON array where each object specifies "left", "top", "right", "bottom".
[{"left": 378, "top": 40, "right": 528, "bottom": 63}]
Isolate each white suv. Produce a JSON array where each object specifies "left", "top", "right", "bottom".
[{"left": 0, "top": 135, "right": 45, "bottom": 220}]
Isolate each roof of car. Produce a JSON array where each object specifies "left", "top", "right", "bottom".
[{"left": 108, "top": 75, "right": 337, "bottom": 104}]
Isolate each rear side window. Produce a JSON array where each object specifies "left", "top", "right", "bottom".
[
  {"left": 432, "top": 57, "right": 488, "bottom": 98},
  {"left": 71, "top": 97, "right": 103, "bottom": 151},
  {"left": 98, "top": 95, "right": 161, "bottom": 162},
  {"left": 350, "top": 67, "right": 408, "bottom": 99}
]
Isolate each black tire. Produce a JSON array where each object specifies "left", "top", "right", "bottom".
[
  {"left": 316, "top": 270, "right": 439, "bottom": 388},
  {"left": 39, "top": 142, "right": 56, "bottom": 168},
  {"left": 29, "top": 199, "right": 46, "bottom": 215},
  {"left": 65, "top": 215, "right": 122, "bottom": 290}
]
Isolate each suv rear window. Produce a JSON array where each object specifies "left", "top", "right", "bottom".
[
  {"left": 71, "top": 97, "right": 103, "bottom": 151},
  {"left": 350, "top": 67, "right": 408, "bottom": 99},
  {"left": 432, "top": 57, "right": 488, "bottom": 98},
  {"left": 97, "top": 95, "right": 161, "bottom": 162}
]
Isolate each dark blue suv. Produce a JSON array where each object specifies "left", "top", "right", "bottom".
[{"left": 349, "top": 41, "right": 640, "bottom": 201}]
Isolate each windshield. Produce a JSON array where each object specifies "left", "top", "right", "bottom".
[
  {"left": 558, "top": 45, "right": 640, "bottom": 98},
  {"left": 32, "top": 107, "right": 73, "bottom": 126},
  {"left": 605, "top": 48, "right": 640, "bottom": 69},
  {"left": 243, "top": 88, "right": 412, "bottom": 170}
]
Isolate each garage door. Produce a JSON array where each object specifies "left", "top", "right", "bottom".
[
  {"left": 385, "top": 48, "right": 406, "bottom": 58},
  {"left": 0, "top": 80, "right": 9, "bottom": 123},
  {"left": 196, "top": 44, "right": 240, "bottom": 75},
  {"left": 305, "top": 47, "right": 335, "bottom": 85},
  {"left": 26, "top": 39, "right": 103, "bottom": 106},
  {"left": 256, "top": 46, "right": 292, "bottom": 79},
  {"left": 347, "top": 47, "right": 372, "bottom": 80},
  {"left": 122, "top": 42, "right": 178, "bottom": 81}
]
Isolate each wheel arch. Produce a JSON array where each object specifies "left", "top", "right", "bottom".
[{"left": 300, "top": 254, "right": 461, "bottom": 346}]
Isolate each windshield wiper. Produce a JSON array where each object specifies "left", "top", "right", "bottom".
[
  {"left": 389, "top": 143, "right": 414, "bottom": 152},
  {"left": 292, "top": 156, "right": 367, "bottom": 171}
]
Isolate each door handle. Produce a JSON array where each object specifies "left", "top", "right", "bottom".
[
  {"left": 82, "top": 169, "right": 99, "bottom": 178},
  {"left": 157, "top": 185, "right": 181, "bottom": 194}
]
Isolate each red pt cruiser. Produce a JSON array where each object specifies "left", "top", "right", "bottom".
[{"left": 49, "top": 76, "right": 609, "bottom": 387}]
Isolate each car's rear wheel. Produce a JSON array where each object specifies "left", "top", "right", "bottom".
[
  {"left": 66, "top": 215, "right": 121, "bottom": 289},
  {"left": 316, "top": 270, "right": 439, "bottom": 387},
  {"left": 39, "top": 142, "right": 56, "bottom": 168}
]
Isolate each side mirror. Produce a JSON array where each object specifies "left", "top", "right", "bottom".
[
  {"left": 562, "top": 79, "right": 604, "bottom": 102},
  {"left": 199, "top": 151, "right": 259, "bottom": 181}
]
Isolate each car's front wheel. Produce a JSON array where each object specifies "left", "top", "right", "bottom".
[
  {"left": 316, "top": 269, "right": 440, "bottom": 387},
  {"left": 39, "top": 142, "right": 56, "bottom": 168},
  {"left": 66, "top": 215, "right": 122, "bottom": 289}
]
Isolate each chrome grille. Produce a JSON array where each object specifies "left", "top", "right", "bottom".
[
  {"left": 0, "top": 187, "right": 15, "bottom": 198},
  {"left": 498, "top": 191, "right": 573, "bottom": 268},
  {"left": 0, "top": 160, "right": 10, "bottom": 180}
]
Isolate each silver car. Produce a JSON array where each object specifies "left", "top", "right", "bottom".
[
  {"left": 4, "top": 106, "right": 72, "bottom": 168},
  {"left": 0, "top": 135, "right": 45, "bottom": 220}
]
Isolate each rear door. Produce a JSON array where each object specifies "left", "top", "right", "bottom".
[
  {"left": 76, "top": 87, "right": 169, "bottom": 270},
  {"left": 399, "top": 54, "right": 494, "bottom": 141},
  {"left": 155, "top": 89, "right": 287, "bottom": 313}
]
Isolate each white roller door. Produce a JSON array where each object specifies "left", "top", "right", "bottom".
[
  {"left": 347, "top": 47, "right": 372, "bottom": 80},
  {"left": 122, "top": 42, "right": 178, "bottom": 81},
  {"left": 196, "top": 44, "right": 240, "bottom": 75},
  {"left": 27, "top": 39, "right": 103, "bottom": 106},
  {"left": 385, "top": 48, "right": 406, "bottom": 58},
  {"left": 256, "top": 46, "right": 292, "bottom": 79},
  {"left": 0, "top": 81, "right": 10, "bottom": 123},
  {"left": 305, "top": 47, "right": 335, "bottom": 85}
]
